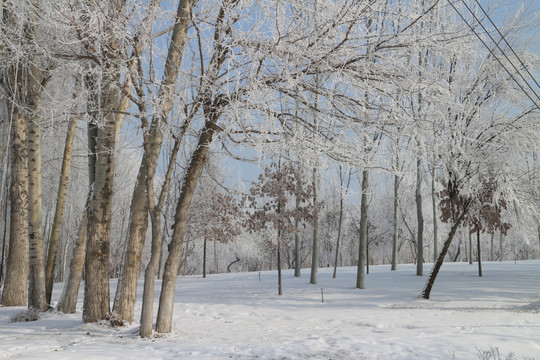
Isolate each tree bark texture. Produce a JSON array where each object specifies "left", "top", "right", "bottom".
[
  {"left": 27, "top": 100, "right": 48, "bottom": 312},
  {"left": 1, "top": 112, "right": 29, "bottom": 306},
  {"left": 83, "top": 75, "right": 124, "bottom": 322},
  {"left": 156, "top": 120, "right": 216, "bottom": 334},
  {"left": 356, "top": 169, "right": 368, "bottom": 289}
]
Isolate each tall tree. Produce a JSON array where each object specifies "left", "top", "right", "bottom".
[
  {"left": 114, "top": 0, "right": 192, "bottom": 322},
  {"left": 356, "top": 169, "right": 368, "bottom": 289},
  {"left": 45, "top": 102, "right": 79, "bottom": 304},
  {"left": 82, "top": 0, "right": 130, "bottom": 323}
]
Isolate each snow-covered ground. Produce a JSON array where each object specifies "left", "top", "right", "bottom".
[{"left": 1, "top": 260, "right": 539, "bottom": 359}]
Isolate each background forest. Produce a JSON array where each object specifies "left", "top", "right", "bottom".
[{"left": 0, "top": 0, "right": 539, "bottom": 338}]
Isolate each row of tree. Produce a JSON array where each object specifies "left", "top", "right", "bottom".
[{"left": 0, "top": 0, "right": 539, "bottom": 337}]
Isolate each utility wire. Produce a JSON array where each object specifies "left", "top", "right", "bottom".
[
  {"left": 473, "top": 0, "right": 540, "bottom": 91},
  {"left": 446, "top": 0, "right": 540, "bottom": 110},
  {"left": 460, "top": 0, "right": 540, "bottom": 103}
]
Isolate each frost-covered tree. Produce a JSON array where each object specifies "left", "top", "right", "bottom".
[{"left": 244, "top": 160, "right": 315, "bottom": 295}]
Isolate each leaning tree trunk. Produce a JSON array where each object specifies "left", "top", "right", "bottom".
[
  {"left": 1, "top": 111, "right": 29, "bottom": 306},
  {"left": 333, "top": 193, "right": 343, "bottom": 279},
  {"left": 58, "top": 116, "right": 96, "bottom": 313},
  {"left": 56, "top": 211, "right": 87, "bottom": 313},
  {"left": 155, "top": 119, "right": 216, "bottom": 334},
  {"left": 45, "top": 114, "right": 78, "bottom": 304},
  {"left": 139, "top": 132, "right": 180, "bottom": 336},
  {"left": 421, "top": 204, "right": 469, "bottom": 299},
  {"left": 27, "top": 101, "right": 48, "bottom": 312},
  {"left": 356, "top": 169, "right": 368, "bottom": 289},
  {"left": 114, "top": 0, "right": 191, "bottom": 322}
]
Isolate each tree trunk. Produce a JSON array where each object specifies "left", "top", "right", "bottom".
[
  {"left": 490, "top": 232, "right": 494, "bottom": 262},
  {"left": 294, "top": 196, "right": 301, "bottom": 278},
  {"left": 155, "top": 119, "right": 216, "bottom": 334},
  {"left": 213, "top": 239, "right": 218, "bottom": 274},
  {"left": 366, "top": 226, "right": 370, "bottom": 275},
  {"left": 333, "top": 193, "right": 343, "bottom": 279},
  {"left": 500, "top": 230, "right": 504, "bottom": 262},
  {"left": 57, "top": 211, "right": 87, "bottom": 314},
  {"left": 139, "top": 132, "right": 180, "bottom": 337},
  {"left": 421, "top": 205, "right": 469, "bottom": 299},
  {"left": 477, "top": 230, "right": 482, "bottom": 277},
  {"left": 415, "top": 156, "right": 424, "bottom": 276},
  {"left": 391, "top": 174, "right": 400, "bottom": 271},
  {"left": 0, "top": 190, "right": 8, "bottom": 286},
  {"left": 310, "top": 166, "right": 319, "bottom": 285},
  {"left": 58, "top": 116, "right": 96, "bottom": 313},
  {"left": 277, "top": 242, "right": 282, "bottom": 295},
  {"left": 139, "top": 179, "right": 162, "bottom": 337},
  {"left": 27, "top": 103, "right": 48, "bottom": 311},
  {"left": 115, "top": 0, "right": 191, "bottom": 322},
  {"left": 356, "top": 169, "right": 368, "bottom": 289},
  {"left": 431, "top": 165, "right": 438, "bottom": 263},
  {"left": 468, "top": 226, "right": 473, "bottom": 265},
  {"left": 1, "top": 111, "right": 29, "bottom": 306},
  {"left": 84, "top": 116, "right": 117, "bottom": 322},
  {"left": 203, "top": 237, "right": 207, "bottom": 278},
  {"left": 45, "top": 114, "right": 78, "bottom": 304}
]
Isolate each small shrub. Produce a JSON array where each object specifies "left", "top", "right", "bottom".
[
  {"left": 97, "top": 312, "right": 125, "bottom": 327},
  {"left": 9, "top": 308, "right": 43, "bottom": 323},
  {"left": 476, "top": 347, "right": 517, "bottom": 360}
]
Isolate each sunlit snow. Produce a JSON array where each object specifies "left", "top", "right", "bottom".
[{"left": 1, "top": 260, "right": 539, "bottom": 359}]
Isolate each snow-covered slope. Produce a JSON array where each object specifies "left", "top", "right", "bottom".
[{"left": 1, "top": 260, "right": 539, "bottom": 359}]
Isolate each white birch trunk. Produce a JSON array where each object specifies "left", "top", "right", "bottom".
[{"left": 27, "top": 92, "right": 48, "bottom": 311}]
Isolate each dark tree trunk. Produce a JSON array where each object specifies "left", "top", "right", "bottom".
[
  {"left": 421, "top": 205, "right": 468, "bottom": 299},
  {"left": 203, "top": 237, "right": 207, "bottom": 278},
  {"left": 477, "top": 230, "right": 482, "bottom": 277}
]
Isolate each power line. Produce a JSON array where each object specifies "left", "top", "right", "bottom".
[
  {"left": 473, "top": 0, "right": 540, "bottom": 91},
  {"left": 445, "top": 0, "right": 540, "bottom": 110},
  {"left": 460, "top": 0, "right": 540, "bottom": 103}
]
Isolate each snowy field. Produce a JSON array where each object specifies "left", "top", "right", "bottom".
[{"left": 1, "top": 260, "right": 539, "bottom": 360}]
